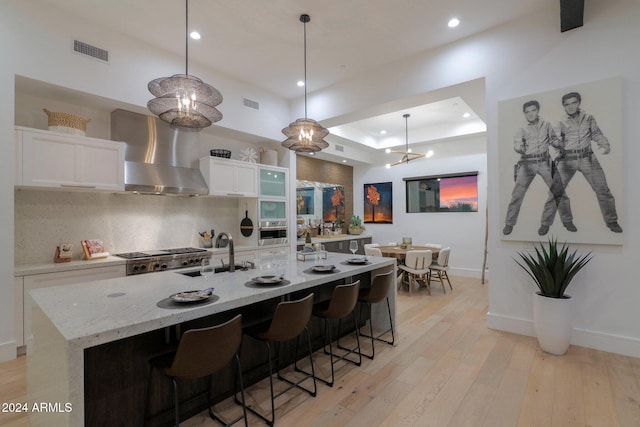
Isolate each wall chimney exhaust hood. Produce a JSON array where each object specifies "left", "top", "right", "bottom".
[{"left": 111, "top": 109, "right": 209, "bottom": 196}]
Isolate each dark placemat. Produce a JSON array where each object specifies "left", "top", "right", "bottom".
[
  {"left": 244, "top": 279, "right": 291, "bottom": 288},
  {"left": 340, "top": 260, "right": 371, "bottom": 266},
  {"left": 303, "top": 268, "right": 341, "bottom": 274},
  {"left": 157, "top": 294, "right": 219, "bottom": 309}
]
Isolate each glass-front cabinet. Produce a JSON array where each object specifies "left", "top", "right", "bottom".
[
  {"left": 259, "top": 167, "right": 287, "bottom": 197},
  {"left": 258, "top": 166, "right": 288, "bottom": 221}
]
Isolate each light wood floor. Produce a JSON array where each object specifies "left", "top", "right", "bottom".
[{"left": 2, "top": 276, "right": 640, "bottom": 426}]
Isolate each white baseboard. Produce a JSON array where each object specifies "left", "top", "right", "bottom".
[
  {"left": 487, "top": 312, "right": 640, "bottom": 358},
  {"left": 450, "top": 267, "right": 484, "bottom": 279},
  {"left": 0, "top": 339, "right": 17, "bottom": 362}
]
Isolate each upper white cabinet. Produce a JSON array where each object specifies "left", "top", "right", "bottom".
[
  {"left": 199, "top": 157, "right": 258, "bottom": 197},
  {"left": 15, "top": 127, "right": 125, "bottom": 191}
]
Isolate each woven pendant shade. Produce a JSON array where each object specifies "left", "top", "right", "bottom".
[
  {"left": 282, "top": 118, "right": 329, "bottom": 153},
  {"left": 147, "top": 0, "right": 222, "bottom": 130},
  {"left": 148, "top": 74, "right": 222, "bottom": 129},
  {"left": 282, "top": 14, "right": 329, "bottom": 153}
]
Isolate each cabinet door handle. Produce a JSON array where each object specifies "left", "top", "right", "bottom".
[
  {"left": 226, "top": 192, "right": 244, "bottom": 196},
  {"left": 61, "top": 184, "right": 97, "bottom": 189}
]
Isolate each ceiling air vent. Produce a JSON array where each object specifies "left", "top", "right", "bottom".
[
  {"left": 73, "top": 40, "right": 109, "bottom": 63},
  {"left": 242, "top": 97, "right": 260, "bottom": 111},
  {"left": 335, "top": 144, "right": 344, "bottom": 152}
]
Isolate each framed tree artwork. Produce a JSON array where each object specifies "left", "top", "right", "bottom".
[
  {"left": 322, "top": 186, "right": 345, "bottom": 224},
  {"left": 364, "top": 182, "right": 393, "bottom": 223}
]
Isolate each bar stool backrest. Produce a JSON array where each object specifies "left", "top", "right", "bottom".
[
  {"left": 166, "top": 314, "right": 242, "bottom": 379},
  {"left": 323, "top": 281, "right": 361, "bottom": 319},
  {"left": 364, "top": 271, "right": 394, "bottom": 304},
  {"left": 264, "top": 293, "right": 315, "bottom": 342}
]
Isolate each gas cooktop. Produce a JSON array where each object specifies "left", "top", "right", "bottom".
[
  {"left": 114, "top": 247, "right": 209, "bottom": 275},
  {"left": 114, "top": 247, "right": 207, "bottom": 259}
]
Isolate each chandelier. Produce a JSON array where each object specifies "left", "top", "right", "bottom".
[
  {"left": 386, "top": 113, "right": 426, "bottom": 167},
  {"left": 282, "top": 14, "right": 329, "bottom": 153},
  {"left": 147, "top": 0, "right": 222, "bottom": 130}
]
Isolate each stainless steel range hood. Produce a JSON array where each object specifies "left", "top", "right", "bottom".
[{"left": 110, "top": 109, "right": 209, "bottom": 195}]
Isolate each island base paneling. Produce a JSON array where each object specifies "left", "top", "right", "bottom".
[{"left": 84, "top": 273, "right": 371, "bottom": 426}]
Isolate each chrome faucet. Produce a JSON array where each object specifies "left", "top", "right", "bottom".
[{"left": 216, "top": 232, "right": 235, "bottom": 272}]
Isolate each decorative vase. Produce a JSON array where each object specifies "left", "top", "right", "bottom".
[{"left": 532, "top": 292, "right": 573, "bottom": 355}]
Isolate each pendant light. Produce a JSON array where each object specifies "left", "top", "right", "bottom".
[
  {"left": 147, "top": 0, "right": 223, "bottom": 130},
  {"left": 386, "top": 114, "right": 426, "bottom": 167},
  {"left": 282, "top": 14, "right": 329, "bottom": 153}
]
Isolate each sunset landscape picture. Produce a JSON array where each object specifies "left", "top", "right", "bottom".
[{"left": 439, "top": 175, "right": 478, "bottom": 211}]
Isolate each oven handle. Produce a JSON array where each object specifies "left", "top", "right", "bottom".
[{"left": 259, "top": 226, "right": 289, "bottom": 231}]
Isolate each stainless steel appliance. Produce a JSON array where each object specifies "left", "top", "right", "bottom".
[
  {"left": 111, "top": 109, "right": 209, "bottom": 196},
  {"left": 114, "top": 247, "right": 209, "bottom": 276},
  {"left": 258, "top": 220, "right": 288, "bottom": 246}
]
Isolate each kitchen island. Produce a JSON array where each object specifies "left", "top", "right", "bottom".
[{"left": 27, "top": 251, "right": 396, "bottom": 426}]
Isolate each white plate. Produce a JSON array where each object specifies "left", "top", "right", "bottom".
[
  {"left": 170, "top": 289, "right": 213, "bottom": 303},
  {"left": 347, "top": 257, "right": 368, "bottom": 264},
  {"left": 252, "top": 275, "right": 283, "bottom": 284},
  {"left": 310, "top": 264, "right": 336, "bottom": 273}
]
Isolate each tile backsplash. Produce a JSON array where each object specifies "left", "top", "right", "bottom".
[{"left": 15, "top": 189, "right": 251, "bottom": 264}]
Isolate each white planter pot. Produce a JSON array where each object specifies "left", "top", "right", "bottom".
[{"left": 532, "top": 292, "right": 573, "bottom": 355}]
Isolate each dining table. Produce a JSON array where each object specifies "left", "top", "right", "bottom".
[{"left": 378, "top": 245, "right": 440, "bottom": 263}]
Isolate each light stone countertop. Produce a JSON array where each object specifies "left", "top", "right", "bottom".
[
  {"left": 14, "top": 244, "right": 289, "bottom": 277},
  {"left": 28, "top": 251, "right": 395, "bottom": 350}
]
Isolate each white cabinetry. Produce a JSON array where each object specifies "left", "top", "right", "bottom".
[
  {"left": 15, "top": 127, "right": 125, "bottom": 191},
  {"left": 19, "top": 264, "right": 126, "bottom": 351},
  {"left": 199, "top": 157, "right": 257, "bottom": 197}
]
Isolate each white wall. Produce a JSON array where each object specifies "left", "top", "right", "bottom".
[
  {"left": 354, "top": 135, "right": 487, "bottom": 278},
  {"left": 315, "top": 0, "right": 640, "bottom": 357}
]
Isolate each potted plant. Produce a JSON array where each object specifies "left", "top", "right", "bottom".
[
  {"left": 348, "top": 215, "right": 365, "bottom": 235},
  {"left": 515, "top": 237, "right": 592, "bottom": 355}
]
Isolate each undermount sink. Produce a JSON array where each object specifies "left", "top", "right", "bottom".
[{"left": 177, "top": 264, "right": 251, "bottom": 277}]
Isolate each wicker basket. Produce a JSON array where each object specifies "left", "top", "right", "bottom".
[
  {"left": 210, "top": 149, "right": 231, "bottom": 158},
  {"left": 43, "top": 109, "right": 91, "bottom": 134}
]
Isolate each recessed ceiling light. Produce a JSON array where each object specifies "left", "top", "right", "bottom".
[
  {"left": 342, "top": 159, "right": 347, "bottom": 163},
  {"left": 463, "top": 112, "right": 471, "bottom": 118},
  {"left": 385, "top": 148, "right": 391, "bottom": 153},
  {"left": 297, "top": 80, "right": 305, "bottom": 87},
  {"left": 308, "top": 152, "right": 315, "bottom": 156},
  {"left": 380, "top": 130, "right": 387, "bottom": 135},
  {"left": 189, "top": 31, "right": 201, "bottom": 40},
  {"left": 448, "top": 18, "right": 460, "bottom": 28}
]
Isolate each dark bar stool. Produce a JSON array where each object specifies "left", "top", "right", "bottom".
[
  {"left": 144, "top": 314, "right": 248, "bottom": 427},
  {"left": 237, "top": 293, "right": 316, "bottom": 426},
  {"left": 302, "top": 281, "right": 362, "bottom": 387},
  {"left": 356, "top": 270, "right": 395, "bottom": 359}
]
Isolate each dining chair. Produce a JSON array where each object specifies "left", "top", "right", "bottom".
[
  {"left": 144, "top": 314, "right": 248, "bottom": 427},
  {"left": 398, "top": 250, "right": 432, "bottom": 296},
  {"left": 364, "top": 246, "right": 383, "bottom": 257},
  {"left": 388, "top": 242, "right": 397, "bottom": 246},
  {"left": 429, "top": 247, "right": 452, "bottom": 293},
  {"left": 364, "top": 243, "right": 380, "bottom": 249},
  {"left": 423, "top": 243, "right": 444, "bottom": 249}
]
